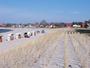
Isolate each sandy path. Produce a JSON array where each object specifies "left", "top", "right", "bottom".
[
  {"left": 64, "top": 33, "right": 81, "bottom": 68},
  {"left": 69, "top": 33, "right": 90, "bottom": 68},
  {"left": 31, "top": 32, "right": 65, "bottom": 68}
]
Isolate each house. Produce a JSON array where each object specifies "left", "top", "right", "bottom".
[{"left": 73, "top": 24, "right": 81, "bottom": 28}]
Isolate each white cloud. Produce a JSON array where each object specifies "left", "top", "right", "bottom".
[{"left": 72, "top": 11, "right": 80, "bottom": 14}]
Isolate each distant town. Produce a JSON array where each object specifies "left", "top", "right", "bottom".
[{"left": 0, "top": 19, "right": 90, "bottom": 28}]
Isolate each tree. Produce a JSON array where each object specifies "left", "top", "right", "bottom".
[{"left": 40, "top": 20, "right": 49, "bottom": 27}]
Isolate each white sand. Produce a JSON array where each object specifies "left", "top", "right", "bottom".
[
  {"left": 0, "top": 28, "right": 89, "bottom": 68},
  {"left": 0, "top": 28, "right": 50, "bottom": 53}
]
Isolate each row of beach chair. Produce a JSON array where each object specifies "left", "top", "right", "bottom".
[{"left": 0, "top": 30, "right": 45, "bottom": 43}]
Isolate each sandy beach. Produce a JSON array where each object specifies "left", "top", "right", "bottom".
[{"left": 0, "top": 28, "right": 90, "bottom": 68}]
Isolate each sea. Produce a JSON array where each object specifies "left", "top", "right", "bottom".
[{"left": 0, "top": 29, "right": 12, "bottom": 33}]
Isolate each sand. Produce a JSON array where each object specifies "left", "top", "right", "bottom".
[{"left": 0, "top": 28, "right": 89, "bottom": 68}]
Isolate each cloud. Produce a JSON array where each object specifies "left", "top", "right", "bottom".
[{"left": 72, "top": 11, "right": 80, "bottom": 14}]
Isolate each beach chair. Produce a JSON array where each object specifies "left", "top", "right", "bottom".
[
  {"left": 10, "top": 34, "right": 14, "bottom": 40},
  {"left": 24, "top": 32, "right": 29, "bottom": 38},
  {"left": 37, "top": 30, "right": 40, "bottom": 34},
  {"left": 0, "top": 35, "right": 2, "bottom": 42},
  {"left": 34, "top": 32, "right": 36, "bottom": 36},
  {"left": 15, "top": 33, "right": 22, "bottom": 39},
  {"left": 7, "top": 33, "right": 14, "bottom": 41},
  {"left": 6, "top": 36, "right": 10, "bottom": 41},
  {"left": 41, "top": 30, "right": 45, "bottom": 33},
  {"left": 27, "top": 32, "right": 31, "bottom": 38}
]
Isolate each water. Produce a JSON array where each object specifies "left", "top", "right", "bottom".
[{"left": 0, "top": 29, "right": 12, "bottom": 33}]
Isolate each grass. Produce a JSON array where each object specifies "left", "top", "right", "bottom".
[
  {"left": 0, "top": 29, "right": 61, "bottom": 68},
  {"left": 75, "top": 28, "right": 90, "bottom": 36},
  {"left": 0, "top": 28, "right": 89, "bottom": 68}
]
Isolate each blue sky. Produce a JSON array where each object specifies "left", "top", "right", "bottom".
[{"left": 0, "top": 0, "right": 90, "bottom": 23}]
